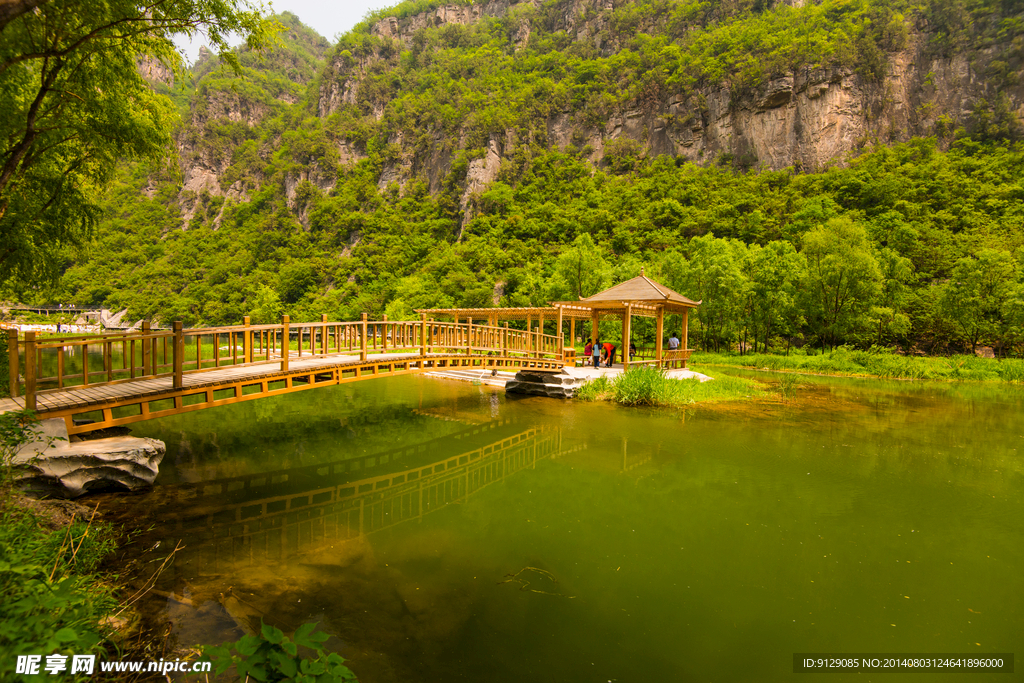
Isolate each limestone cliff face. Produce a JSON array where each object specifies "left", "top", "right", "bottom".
[{"left": 314, "top": 0, "right": 1023, "bottom": 192}]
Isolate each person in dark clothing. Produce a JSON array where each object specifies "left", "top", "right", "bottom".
[{"left": 629, "top": 342, "right": 636, "bottom": 360}]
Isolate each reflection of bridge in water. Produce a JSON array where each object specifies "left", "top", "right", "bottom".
[{"left": 157, "top": 421, "right": 578, "bottom": 573}]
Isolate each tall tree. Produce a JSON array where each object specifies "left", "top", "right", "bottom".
[
  {"left": 801, "top": 217, "right": 882, "bottom": 349},
  {"left": 941, "top": 248, "right": 1018, "bottom": 353},
  {"left": 0, "top": 0, "right": 274, "bottom": 285},
  {"left": 551, "top": 233, "right": 612, "bottom": 301}
]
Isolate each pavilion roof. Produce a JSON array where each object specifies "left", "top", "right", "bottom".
[{"left": 579, "top": 272, "right": 700, "bottom": 307}]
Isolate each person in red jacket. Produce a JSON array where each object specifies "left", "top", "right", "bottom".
[
  {"left": 602, "top": 341, "right": 616, "bottom": 367},
  {"left": 584, "top": 340, "right": 593, "bottom": 366}
]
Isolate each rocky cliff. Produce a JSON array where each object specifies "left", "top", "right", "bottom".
[{"left": 309, "top": 0, "right": 1022, "bottom": 202}]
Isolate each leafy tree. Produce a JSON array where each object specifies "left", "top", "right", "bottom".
[
  {"left": 941, "top": 248, "right": 1018, "bottom": 353},
  {"left": 250, "top": 283, "right": 283, "bottom": 324},
  {"left": 672, "top": 234, "right": 748, "bottom": 352},
  {"left": 0, "top": 0, "right": 274, "bottom": 285},
  {"left": 744, "top": 240, "right": 806, "bottom": 353},
  {"left": 801, "top": 217, "right": 882, "bottom": 349},
  {"left": 550, "top": 233, "right": 612, "bottom": 301}
]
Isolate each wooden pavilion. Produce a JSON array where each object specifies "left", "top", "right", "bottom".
[
  {"left": 550, "top": 268, "right": 700, "bottom": 369},
  {"left": 418, "top": 270, "right": 700, "bottom": 371}
]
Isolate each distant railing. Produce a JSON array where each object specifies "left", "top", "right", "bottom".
[
  {"left": 628, "top": 348, "right": 692, "bottom": 369},
  {"left": 6, "top": 314, "right": 566, "bottom": 410}
]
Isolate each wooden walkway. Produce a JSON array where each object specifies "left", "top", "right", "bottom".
[{"left": 4, "top": 316, "right": 568, "bottom": 434}]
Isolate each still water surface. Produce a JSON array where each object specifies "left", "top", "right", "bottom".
[{"left": 104, "top": 373, "right": 1024, "bottom": 681}]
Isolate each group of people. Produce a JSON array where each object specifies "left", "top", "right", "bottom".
[{"left": 582, "top": 334, "right": 680, "bottom": 367}]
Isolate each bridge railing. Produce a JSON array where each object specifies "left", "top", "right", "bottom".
[{"left": 7, "top": 314, "right": 567, "bottom": 410}]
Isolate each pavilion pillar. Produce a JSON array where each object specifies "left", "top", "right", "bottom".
[
  {"left": 590, "top": 311, "right": 599, "bottom": 346},
  {"left": 656, "top": 306, "right": 664, "bottom": 367},
  {"left": 539, "top": 310, "right": 544, "bottom": 337},
  {"left": 622, "top": 305, "right": 631, "bottom": 370},
  {"left": 569, "top": 318, "right": 576, "bottom": 348},
  {"left": 682, "top": 308, "right": 689, "bottom": 368},
  {"left": 556, "top": 307, "right": 563, "bottom": 356}
]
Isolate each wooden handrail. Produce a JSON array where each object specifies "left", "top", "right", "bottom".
[{"left": 8, "top": 315, "right": 572, "bottom": 407}]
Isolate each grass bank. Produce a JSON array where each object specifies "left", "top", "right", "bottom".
[
  {"left": 692, "top": 348, "right": 1024, "bottom": 382},
  {"left": 0, "top": 410, "right": 123, "bottom": 670},
  {"left": 575, "top": 365, "right": 767, "bottom": 407}
]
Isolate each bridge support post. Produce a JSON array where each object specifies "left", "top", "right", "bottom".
[
  {"left": 24, "top": 332, "right": 36, "bottom": 411},
  {"left": 142, "top": 321, "right": 151, "bottom": 375},
  {"left": 281, "top": 315, "right": 290, "bottom": 372},
  {"left": 360, "top": 313, "right": 368, "bottom": 362},
  {"left": 7, "top": 329, "right": 19, "bottom": 398},
  {"left": 420, "top": 313, "right": 427, "bottom": 359},
  {"left": 503, "top": 322, "right": 509, "bottom": 361},
  {"left": 243, "top": 316, "right": 252, "bottom": 363},
  {"left": 382, "top": 314, "right": 388, "bottom": 353},
  {"left": 173, "top": 322, "right": 184, "bottom": 389},
  {"left": 466, "top": 318, "right": 472, "bottom": 360}
]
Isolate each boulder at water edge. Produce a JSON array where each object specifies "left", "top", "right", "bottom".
[{"left": 13, "top": 418, "right": 166, "bottom": 498}]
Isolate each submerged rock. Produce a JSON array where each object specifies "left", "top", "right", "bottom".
[
  {"left": 13, "top": 418, "right": 166, "bottom": 498},
  {"left": 505, "top": 370, "right": 581, "bottom": 398}
]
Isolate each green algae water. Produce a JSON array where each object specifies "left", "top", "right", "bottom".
[{"left": 101, "top": 373, "right": 1024, "bottom": 682}]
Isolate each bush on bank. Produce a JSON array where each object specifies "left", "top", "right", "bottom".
[{"left": 575, "top": 366, "right": 761, "bottom": 407}]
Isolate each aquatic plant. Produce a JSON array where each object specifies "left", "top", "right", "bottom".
[{"left": 207, "top": 622, "right": 358, "bottom": 682}]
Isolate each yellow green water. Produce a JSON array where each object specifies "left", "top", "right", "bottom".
[{"left": 104, "top": 372, "right": 1024, "bottom": 681}]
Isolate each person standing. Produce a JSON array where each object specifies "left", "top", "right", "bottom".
[
  {"left": 592, "top": 338, "right": 602, "bottom": 369},
  {"left": 668, "top": 333, "right": 680, "bottom": 350}
]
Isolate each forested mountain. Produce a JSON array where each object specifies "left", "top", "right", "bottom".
[{"left": 32, "top": 0, "right": 1024, "bottom": 354}]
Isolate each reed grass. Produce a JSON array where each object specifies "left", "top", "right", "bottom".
[
  {"left": 693, "top": 348, "right": 1024, "bottom": 383},
  {"left": 575, "top": 366, "right": 762, "bottom": 407}
]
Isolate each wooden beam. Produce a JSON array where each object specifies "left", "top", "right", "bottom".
[
  {"left": 622, "top": 305, "right": 631, "bottom": 371},
  {"left": 360, "top": 313, "right": 368, "bottom": 362},
  {"left": 173, "top": 322, "right": 183, "bottom": 389},
  {"left": 682, "top": 308, "right": 689, "bottom": 368},
  {"left": 142, "top": 320, "right": 152, "bottom": 375},
  {"left": 24, "top": 332, "right": 36, "bottom": 410},
  {"left": 655, "top": 306, "right": 664, "bottom": 366},
  {"left": 281, "top": 315, "right": 290, "bottom": 372},
  {"left": 8, "top": 329, "right": 19, "bottom": 398}
]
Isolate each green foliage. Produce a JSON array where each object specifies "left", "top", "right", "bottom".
[
  {"left": 695, "top": 347, "right": 1024, "bottom": 382},
  {"left": 0, "top": 0, "right": 276, "bottom": 287},
  {"left": 207, "top": 622, "right": 358, "bottom": 683},
  {"left": 0, "top": 410, "right": 118, "bottom": 666},
  {"left": 576, "top": 366, "right": 761, "bottom": 406},
  {"left": 801, "top": 217, "right": 883, "bottom": 349}
]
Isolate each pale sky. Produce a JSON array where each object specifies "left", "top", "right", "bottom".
[{"left": 175, "top": 0, "right": 399, "bottom": 62}]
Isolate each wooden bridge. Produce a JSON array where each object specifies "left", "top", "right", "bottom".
[{"left": 2, "top": 314, "right": 569, "bottom": 435}]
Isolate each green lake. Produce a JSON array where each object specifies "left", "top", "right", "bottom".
[{"left": 101, "top": 372, "right": 1024, "bottom": 681}]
